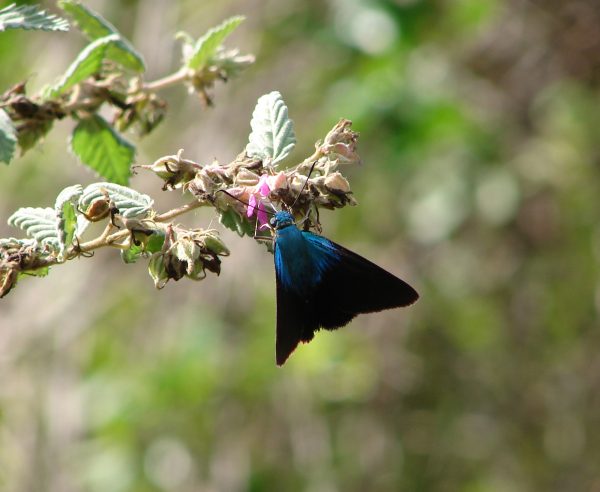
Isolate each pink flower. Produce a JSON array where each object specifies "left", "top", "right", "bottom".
[
  {"left": 247, "top": 174, "right": 271, "bottom": 228},
  {"left": 267, "top": 171, "right": 287, "bottom": 191}
]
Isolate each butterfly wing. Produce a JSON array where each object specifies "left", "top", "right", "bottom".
[
  {"left": 304, "top": 233, "right": 419, "bottom": 330},
  {"left": 275, "top": 271, "right": 318, "bottom": 366},
  {"left": 274, "top": 229, "right": 418, "bottom": 366}
]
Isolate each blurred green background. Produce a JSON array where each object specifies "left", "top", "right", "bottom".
[{"left": 2, "top": 0, "right": 600, "bottom": 490}]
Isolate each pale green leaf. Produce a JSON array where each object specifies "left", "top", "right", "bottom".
[
  {"left": 70, "top": 115, "right": 134, "bottom": 185},
  {"left": 0, "top": 3, "right": 69, "bottom": 32},
  {"left": 121, "top": 232, "right": 164, "bottom": 264},
  {"left": 0, "top": 108, "right": 17, "bottom": 164},
  {"left": 55, "top": 184, "right": 83, "bottom": 259},
  {"left": 186, "top": 16, "right": 244, "bottom": 70},
  {"left": 20, "top": 267, "right": 49, "bottom": 278},
  {"left": 80, "top": 182, "right": 153, "bottom": 219},
  {"left": 148, "top": 253, "right": 168, "bottom": 289},
  {"left": 121, "top": 242, "right": 143, "bottom": 264},
  {"left": 17, "top": 119, "right": 54, "bottom": 155},
  {"left": 46, "top": 34, "right": 120, "bottom": 98},
  {"left": 218, "top": 208, "right": 254, "bottom": 237},
  {"left": 55, "top": 184, "right": 83, "bottom": 211},
  {"left": 59, "top": 0, "right": 145, "bottom": 72},
  {"left": 8, "top": 207, "right": 59, "bottom": 249},
  {"left": 246, "top": 91, "right": 296, "bottom": 166},
  {"left": 58, "top": 0, "right": 116, "bottom": 38},
  {"left": 76, "top": 214, "right": 90, "bottom": 237}
]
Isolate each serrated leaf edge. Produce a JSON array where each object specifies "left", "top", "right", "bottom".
[
  {"left": 246, "top": 91, "right": 296, "bottom": 165},
  {"left": 186, "top": 15, "right": 245, "bottom": 69},
  {"left": 80, "top": 182, "right": 153, "bottom": 218}
]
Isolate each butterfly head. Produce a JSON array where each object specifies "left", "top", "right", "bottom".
[{"left": 270, "top": 211, "right": 295, "bottom": 230}]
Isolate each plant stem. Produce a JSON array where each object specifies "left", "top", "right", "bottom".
[
  {"left": 143, "top": 67, "right": 189, "bottom": 92},
  {"left": 71, "top": 199, "right": 207, "bottom": 256},
  {"left": 154, "top": 199, "right": 206, "bottom": 222}
]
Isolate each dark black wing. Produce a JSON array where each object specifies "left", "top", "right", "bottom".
[
  {"left": 275, "top": 272, "right": 318, "bottom": 366},
  {"left": 305, "top": 233, "right": 419, "bottom": 330},
  {"left": 274, "top": 233, "right": 418, "bottom": 366}
]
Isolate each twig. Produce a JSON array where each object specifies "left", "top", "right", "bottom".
[{"left": 143, "top": 67, "right": 189, "bottom": 92}]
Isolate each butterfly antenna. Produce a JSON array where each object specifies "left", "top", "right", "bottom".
[
  {"left": 289, "top": 160, "right": 319, "bottom": 210},
  {"left": 215, "top": 189, "right": 277, "bottom": 217}
]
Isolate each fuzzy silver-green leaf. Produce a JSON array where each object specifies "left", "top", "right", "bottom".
[
  {"left": 246, "top": 91, "right": 296, "bottom": 166},
  {"left": 8, "top": 207, "right": 59, "bottom": 250},
  {"left": 55, "top": 184, "right": 83, "bottom": 259},
  {"left": 0, "top": 3, "right": 69, "bottom": 32},
  {"left": 80, "top": 182, "right": 153, "bottom": 219},
  {"left": 0, "top": 108, "right": 17, "bottom": 164}
]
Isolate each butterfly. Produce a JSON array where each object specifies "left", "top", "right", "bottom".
[{"left": 271, "top": 210, "right": 418, "bottom": 365}]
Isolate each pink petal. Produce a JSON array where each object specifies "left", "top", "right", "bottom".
[
  {"left": 257, "top": 201, "right": 268, "bottom": 227},
  {"left": 247, "top": 194, "right": 257, "bottom": 217},
  {"left": 257, "top": 175, "right": 270, "bottom": 197},
  {"left": 267, "top": 171, "right": 287, "bottom": 191}
]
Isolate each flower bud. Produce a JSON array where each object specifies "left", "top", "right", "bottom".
[
  {"left": 203, "top": 231, "right": 230, "bottom": 256},
  {"left": 234, "top": 169, "right": 260, "bottom": 186},
  {"left": 267, "top": 171, "right": 288, "bottom": 192},
  {"left": 324, "top": 172, "right": 351, "bottom": 194},
  {"left": 321, "top": 118, "right": 360, "bottom": 165},
  {"left": 140, "top": 152, "right": 200, "bottom": 190},
  {"left": 81, "top": 197, "right": 111, "bottom": 222},
  {"left": 148, "top": 253, "right": 169, "bottom": 289}
]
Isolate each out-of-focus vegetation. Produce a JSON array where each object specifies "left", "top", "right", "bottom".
[{"left": 1, "top": 0, "right": 600, "bottom": 491}]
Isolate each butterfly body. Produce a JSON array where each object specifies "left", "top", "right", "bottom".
[
  {"left": 274, "top": 219, "right": 339, "bottom": 294},
  {"left": 272, "top": 211, "right": 418, "bottom": 365}
]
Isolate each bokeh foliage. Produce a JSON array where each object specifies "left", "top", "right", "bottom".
[{"left": 1, "top": 0, "right": 600, "bottom": 491}]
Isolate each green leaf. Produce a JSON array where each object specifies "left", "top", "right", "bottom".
[
  {"left": 148, "top": 253, "right": 168, "bottom": 289},
  {"left": 121, "top": 242, "right": 143, "bottom": 264},
  {"left": 186, "top": 16, "right": 245, "bottom": 70},
  {"left": 70, "top": 115, "right": 134, "bottom": 185},
  {"left": 20, "top": 266, "right": 50, "bottom": 278},
  {"left": 0, "top": 108, "right": 17, "bottom": 164},
  {"left": 80, "top": 182, "right": 153, "bottom": 219},
  {"left": 8, "top": 207, "right": 60, "bottom": 250},
  {"left": 218, "top": 208, "right": 254, "bottom": 237},
  {"left": 146, "top": 232, "right": 166, "bottom": 253},
  {"left": 121, "top": 232, "right": 164, "bottom": 264},
  {"left": 58, "top": 0, "right": 116, "bottom": 38},
  {"left": 55, "top": 184, "right": 83, "bottom": 259},
  {"left": 58, "top": 0, "right": 145, "bottom": 72},
  {"left": 0, "top": 3, "right": 69, "bottom": 32},
  {"left": 45, "top": 34, "right": 120, "bottom": 98},
  {"left": 17, "top": 119, "right": 53, "bottom": 154},
  {"left": 246, "top": 91, "right": 296, "bottom": 166}
]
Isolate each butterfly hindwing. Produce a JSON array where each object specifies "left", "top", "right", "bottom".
[
  {"left": 275, "top": 272, "right": 317, "bottom": 365},
  {"left": 274, "top": 230, "right": 321, "bottom": 365}
]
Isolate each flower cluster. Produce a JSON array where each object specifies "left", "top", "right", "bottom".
[
  {"left": 0, "top": 238, "right": 53, "bottom": 298},
  {"left": 143, "top": 119, "right": 361, "bottom": 237},
  {"left": 148, "top": 225, "right": 230, "bottom": 289}
]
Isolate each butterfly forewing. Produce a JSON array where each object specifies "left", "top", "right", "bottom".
[{"left": 305, "top": 233, "right": 419, "bottom": 329}]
